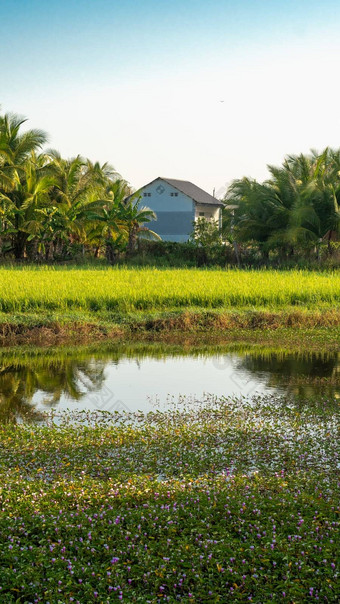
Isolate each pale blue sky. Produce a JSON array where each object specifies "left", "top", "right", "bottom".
[{"left": 1, "top": 0, "right": 340, "bottom": 194}]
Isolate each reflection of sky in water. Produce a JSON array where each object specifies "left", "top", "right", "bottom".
[
  {"left": 32, "top": 354, "right": 281, "bottom": 414},
  {"left": 2, "top": 350, "right": 339, "bottom": 421}
]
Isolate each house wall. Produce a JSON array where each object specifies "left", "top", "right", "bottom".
[
  {"left": 195, "top": 205, "right": 222, "bottom": 227},
  {"left": 139, "top": 178, "right": 195, "bottom": 242}
]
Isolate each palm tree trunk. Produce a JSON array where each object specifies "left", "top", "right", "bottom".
[
  {"left": 327, "top": 231, "right": 334, "bottom": 255},
  {"left": 45, "top": 242, "right": 54, "bottom": 261},
  {"left": 127, "top": 225, "right": 138, "bottom": 256},
  {"left": 13, "top": 233, "right": 27, "bottom": 260},
  {"left": 105, "top": 240, "right": 118, "bottom": 265}
]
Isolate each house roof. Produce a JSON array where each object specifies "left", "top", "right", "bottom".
[
  {"left": 160, "top": 178, "right": 224, "bottom": 207},
  {"left": 129, "top": 177, "right": 224, "bottom": 207}
]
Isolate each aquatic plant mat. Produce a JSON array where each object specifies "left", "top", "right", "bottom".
[{"left": 0, "top": 394, "right": 338, "bottom": 602}]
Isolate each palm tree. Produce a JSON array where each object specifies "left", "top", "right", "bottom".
[
  {"left": 0, "top": 113, "right": 49, "bottom": 258},
  {"left": 278, "top": 149, "right": 340, "bottom": 254},
  {"left": 85, "top": 178, "right": 130, "bottom": 263},
  {"left": 265, "top": 165, "right": 320, "bottom": 256},
  {"left": 88, "top": 183, "right": 161, "bottom": 262},
  {"left": 0, "top": 110, "right": 161, "bottom": 262},
  {"left": 119, "top": 195, "right": 161, "bottom": 255},
  {"left": 224, "top": 148, "right": 340, "bottom": 261},
  {"left": 224, "top": 177, "right": 280, "bottom": 260},
  {"left": 0, "top": 112, "right": 47, "bottom": 187},
  {"left": 43, "top": 151, "right": 118, "bottom": 259}
]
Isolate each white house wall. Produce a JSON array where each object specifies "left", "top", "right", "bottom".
[
  {"left": 195, "top": 205, "right": 221, "bottom": 222},
  {"left": 139, "top": 179, "right": 195, "bottom": 242},
  {"left": 195, "top": 205, "right": 222, "bottom": 233}
]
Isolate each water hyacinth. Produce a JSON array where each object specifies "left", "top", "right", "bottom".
[{"left": 0, "top": 394, "right": 338, "bottom": 602}]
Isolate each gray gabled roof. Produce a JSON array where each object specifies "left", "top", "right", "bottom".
[
  {"left": 129, "top": 177, "right": 224, "bottom": 207},
  {"left": 160, "top": 177, "right": 224, "bottom": 207}
]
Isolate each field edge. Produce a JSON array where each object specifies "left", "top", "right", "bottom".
[{"left": 1, "top": 308, "right": 340, "bottom": 347}]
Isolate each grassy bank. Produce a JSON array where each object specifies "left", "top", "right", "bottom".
[
  {"left": 0, "top": 395, "right": 338, "bottom": 602},
  {"left": 0, "top": 267, "right": 340, "bottom": 345},
  {"left": 1, "top": 314, "right": 340, "bottom": 347}
]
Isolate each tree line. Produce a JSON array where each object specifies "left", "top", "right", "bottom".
[
  {"left": 0, "top": 111, "right": 159, "bottom": 262},
  {"left": 223, "top": 148, "right": 340, "bottom": 264},
  {"left": 1, "top": 109, "right": 339, "bottom": 265}
]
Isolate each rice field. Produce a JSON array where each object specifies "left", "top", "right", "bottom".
[
  {"left": 0, "top": 395, "right": 338, "bottom": 602},
  {"left": 0, "top": 267, "right": 339, "bottom": 313}
]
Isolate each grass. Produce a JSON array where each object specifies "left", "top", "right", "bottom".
[
  {"left": 0, "top": 395, "right": 338, "bottom": 602},
  {"left": 1, "top": 315, "right": 340, "bottom": 347},
  {"left": 0, "top": 267, "right": 340, "bottom": 344},
  {"left": 0, "top": 267, "right": 340, "bottom": 312}
]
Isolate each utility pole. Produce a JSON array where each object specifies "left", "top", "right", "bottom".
[{"left": 224, "top": 204, "right": 240, "bottom": 267}]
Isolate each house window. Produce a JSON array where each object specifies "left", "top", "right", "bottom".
[
  {"left": 199, "top": 212, "right": 205, "bottom": 217},
  {"left": 143, "top": 192, "right": 151, "bottom": 197},
  {"left": 170, "top": 192, "right": 178, "bottom": 197}
]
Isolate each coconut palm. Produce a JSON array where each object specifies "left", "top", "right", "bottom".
[
  {"left": 0, "top": 112, "right": 47, "bottom": 187},
  {"left": 85, "top": 178, "right": 130, "bottom": 263},
  {"left": 119, "top": 195, "right": 161, "bottom": 255},
  {"left": 224, "top": 148, "right": 340, "bottom": 261},
  {"left": 224, "top": 177, "right": 280, "bottom": 259},
  {"left": 42, "top": 151, "right": 118, "bottom": 258},
  {"left": 88, "top": 183, "right": 161, "bottom": 261},
  {"left": 0, "top": 151, "right": 56, "bottom": 259},
  {"left": 0, "top": 113, "right": 50, "bottom": 258}
]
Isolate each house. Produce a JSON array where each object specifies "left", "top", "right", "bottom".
[{"left": 135, "top": 177, "right": 224, "bottom": 242}]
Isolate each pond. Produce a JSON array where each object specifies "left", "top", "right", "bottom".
[{"left": 1, "top": 343, "right": 339, "bottom": 422}]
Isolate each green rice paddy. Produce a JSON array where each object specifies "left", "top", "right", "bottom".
[{"left": 0, "top": 267, "right": 339, "bottom": 313}]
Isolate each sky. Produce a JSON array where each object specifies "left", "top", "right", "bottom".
[{"left": 1, "top": 0, "right": 340, "bottom": 196}]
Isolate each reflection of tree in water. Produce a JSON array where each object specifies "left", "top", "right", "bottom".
[
  {"left": 236, "top": 353, "right": 340, "bottom": 398},
  {"left": 0, "top": 359, "right": 106, "bottom": 423},
  {"left": 1, "top": 348, "right": 340, "bottom": 422}
]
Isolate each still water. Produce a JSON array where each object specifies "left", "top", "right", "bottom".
[{"left": 0, "top": 345, "right": 339, "bottom": 422}]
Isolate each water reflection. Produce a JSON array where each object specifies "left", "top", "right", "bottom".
[
  {"left": 0, "top": 346, "right": 339, "bottom": 422},
  {"left": 0, "top": 358, "right": 106, "bottom": 423},
  {"left": 236, "top": 352, "right": 340, "bottom": 398}
]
